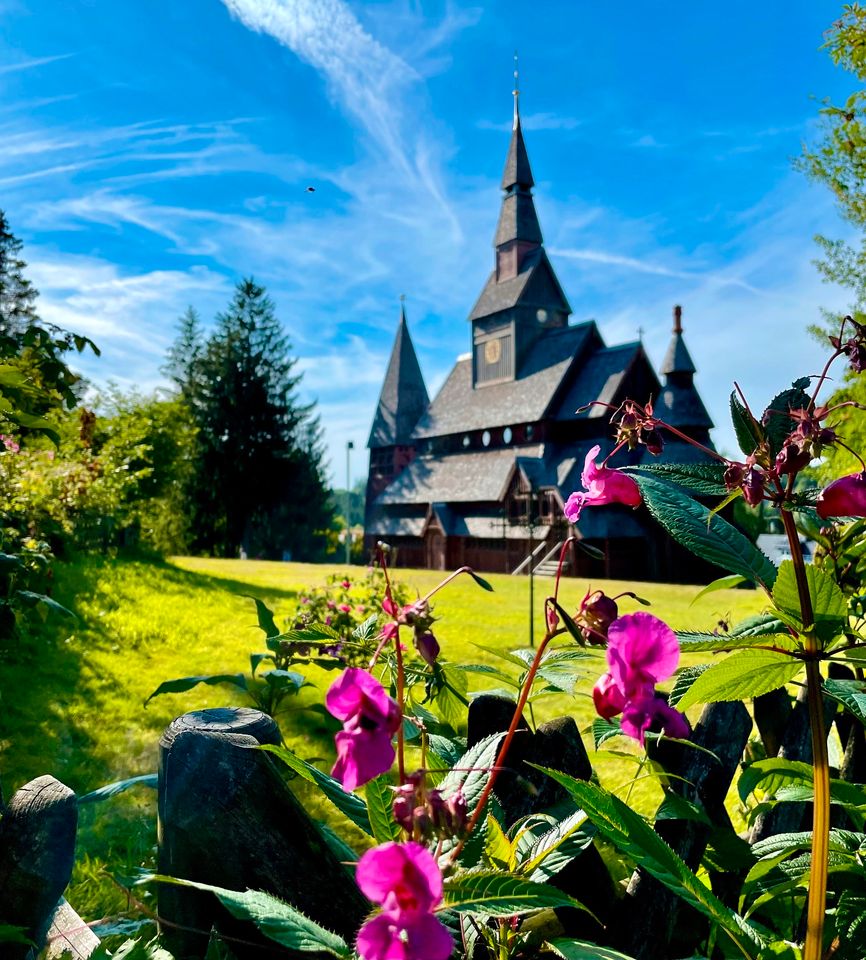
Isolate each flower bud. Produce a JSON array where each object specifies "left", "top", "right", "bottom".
[
  {"left": 392, "top": 792, "right": 414, "bottom": 832},
  {"left": 446, "top": 791, "right": 467, "bottom": 833},
  {"left": 415, "top": 630, "right": 440, "bottom": 665},
  {"left": 742, "top": 467, "right": 765, "bottom": 507},
  {"left": 578, "top": 590, "right": 619, "bottom": 645},
  {"left": 817, "top": 471, "right": 866, "bottom": 519},
  {"left": 592, "top": 672, "right": 627, "bottom": 720}
]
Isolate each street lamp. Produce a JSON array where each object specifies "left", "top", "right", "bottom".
[{"left": 345, "top": 441, "right": 354, "bottom": 566}]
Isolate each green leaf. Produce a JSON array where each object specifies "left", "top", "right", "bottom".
[
  {"left": 150, "top": 877, "right": 349, "bottom": 956},
  {"left": 531, "top": 768, "right": 767, "bottom": 958},
  {"left": 484, "top": 814, "right": 513, "bottom": 868},
  {"left": 0, "top": 926, "right": 32, "bottom": 945},
  {"left": 824, "top": 678, "right": 866, "bottom": 727},
  {"left": 443, "top": 870, "right": 588, "bottom": 916},
  {"left": 738, "top": 757, "right": 866, "bottom": 808},
  {"left": 668, "top": 664, "right": 711, "bottom": 707},
  {"left": 521, "top": 809, "right": 594, "bottom": 881},
  {"left": 731, "top": 391, "right": 765, "bottom": 457},
  {"left": 466, "top": 569, "right": 494, "bottom": 592},
  {"left": 0, "top": 552, "right": 23, "bottom": 572},
  {"left": 15, "top": 590, "right": 76, "bottom": 619},
  {"left": 260, "top": 669, "right": 306, "bottom": 691},
  {"left": 691, "top": 575, "right": 747, "bottom": 604},
  {"left": 547, "top": 939, "right": 637, "bottom": 960},
  {"left": 655, "top": 792, "right": 712, "bottom": 826},
  {"left": 250, "top": 653, "right": 274, "bottom": 675},
  {"left": 144, "top": 673, "right": 248, "bottom": 706},
  {"left": 79, "top": 773, "right": 158, "bottom": 804},
  {"left": 551, "top": 599, "right": 588, "bottom": 647},
  {"left": 676, "top": 650, "right": 803, "bottom": 710},
  {"left": 365, "top": 776, "right": 401, "bottom": 843},
  {"left": 244, "top": 595, "right": 280, "bottom": 639},
  {"left": 262, "top": 744, "right": 371, "bottom": 835},
  {"left": 676, "top": 631, "right": 796, "bottom": 654},
  {"left": 592, "top": 717, "right": 623, "bottom": 748},
  {"left": 624, "top": 461, "right": 730, "bottom": 496},
  {"left": 762, "top": 383, "right": 811, "bottom": 457},
  {"left": 630, "top": 474, "right": 777, "bottom": 590},
  {"left": 438, "top": 733, "right": 504, "bottom": 812},
  {"left": 771, "top": 559, "right": 847, "bottom": 642}
]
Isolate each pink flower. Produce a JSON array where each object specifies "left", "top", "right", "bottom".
[
  {"left": 355, "top": 842, "right": 453, "bottom": 960},
  {"left": 326, "top": 668, "right": 401, "bottom": 791},
  {"left": 593, "top": 612, "right": 689, "bottom": 746},
  {"left": 338, "top": 603, "right": 351, "bottom": 613},
  {"left": 341, "top": 579, "right": 351, "bottom": 589},
  {"left": 817, "top": 471, "right": 866, "bottom": 519},
  {"left": 564, "top": 445, "right": 641, "bottom": 523}
]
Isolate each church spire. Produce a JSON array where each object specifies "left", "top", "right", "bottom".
[
  {"left": 657, "top": 305, "right": 713, "bottom": 435},
  {"left": 368, "top": 298, "right": 429, "bottom": 449},
  {"left": 495, "top": 62, "right": 541, "bottom": 248}
]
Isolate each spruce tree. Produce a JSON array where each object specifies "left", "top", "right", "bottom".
[
  {"left": 0, "top": 209, "right": 38, "bottom": 335},
  {"left": 162, "top": 306, "right": 204, "bottom": 396},
  {"left": 179, "top": 278, "right": 332, "bottom": 558}
]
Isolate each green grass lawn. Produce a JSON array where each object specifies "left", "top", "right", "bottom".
[{"left": 0, "top": 554, "right": 768, "bottom": 923}]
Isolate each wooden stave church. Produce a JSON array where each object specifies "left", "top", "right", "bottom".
[{"left": 364, "top": 96, "right": 716, "bottom": 582}]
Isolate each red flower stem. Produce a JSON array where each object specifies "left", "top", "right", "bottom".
[
  {"left": 780, "top": 507, "right": 828, "bottom": 960},
  {"left": 420, "top": 566, "right": 477, "bottom": 604},
  {"left": 810, "top": 344, "right": 845, "bottom": 406},
  {"left": 553, "top": 538, "right": 576, "bottom": 605},
  {"left": 446, "top": 629, "right": 555, "bottom": 867},
  {"left": 394, "top": 628, "right": 406, "bottom": 785},
  {"left": 655, "top": 419, "right": 728, "bottom": 463}
]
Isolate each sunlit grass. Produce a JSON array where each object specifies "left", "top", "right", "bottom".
[{"left": 1, "top": 555, "right": 768, "bottom": 922}]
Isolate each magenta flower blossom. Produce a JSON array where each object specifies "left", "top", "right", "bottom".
[
  {"left": 592, "top": 612, "right": 689, "bottom": 745},
  {"left": 355, "top": 842, "right": 453, "bottom": 960},
  {"left": 326, "top": 668, "right": 401, "bottom": 791},
  {"left": 816, "top": 471, "right": 866, "bottom": 519},
  {"left": 564, "top": 445, "right": 642, "bottom": 523}
]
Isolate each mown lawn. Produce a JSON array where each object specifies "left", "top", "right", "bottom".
[{"left": 0, "top": 555, "right": 768, "bottom": 922}]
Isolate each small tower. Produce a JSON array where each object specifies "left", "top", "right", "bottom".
[
  {"left": 656, "top": 305, "right": 713, "bottom": 444},
  {"left": 468, "top": 66, "right": 571, "bottom": 387},
  {"left": 366, "top": 299, "right": 429, "bottom": 506}
]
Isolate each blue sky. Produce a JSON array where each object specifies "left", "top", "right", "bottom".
[{"left": 0, "top": 0, "right": 858, "bottom": 483}]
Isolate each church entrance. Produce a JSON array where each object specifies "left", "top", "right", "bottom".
[{"left": 426, "top": 531, "right": 446, "bottom": 570}]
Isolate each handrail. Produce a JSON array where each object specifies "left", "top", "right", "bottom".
[{"left": 511, "top": 539, "right": 551, "bottom": 575}]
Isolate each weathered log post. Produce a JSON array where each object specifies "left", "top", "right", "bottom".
[
  {"left": 0, "top": 775, "right": 78, "bottom": 960},
  {"left": 44, "top": 899, "right": 101, "bottom": 959},
  {"left": 158, "top": 707, "right": 368, "bottom": 960},
  {"left": 466, "top": 695, "right": 616, "bottom": 940},
  {"left": 610, "top": 700, "right": 752, "bottom": 960}
]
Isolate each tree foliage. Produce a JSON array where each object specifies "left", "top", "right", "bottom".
[
  {"left": 169, "top": 279, "right": 333, "bottom": 559},
  {"left": 801, "top": 5, "right": 866, "bottom": 479}
]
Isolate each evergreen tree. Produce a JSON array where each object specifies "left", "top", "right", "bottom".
[
  {"left": 162, "top": 306, "right": 204, "bottom": 396},
  {"left": 800, "top": 7, "right": 866, "bottom": 479},
  {"left": 0, "top": 209, "right": 38, "bottom": 335},
  {"left": 178, "top": 278, "right": 332, "bottom": 558}
]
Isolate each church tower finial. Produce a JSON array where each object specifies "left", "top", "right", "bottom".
[{"left": 513, "top": 51, "right": 520, "bottom": 130}]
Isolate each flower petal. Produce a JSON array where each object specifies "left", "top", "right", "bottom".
[{"left": 607, "top": 612, "right": 680, "bottom": 687}]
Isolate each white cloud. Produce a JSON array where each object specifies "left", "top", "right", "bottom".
[
  {"left": 478, "top": 111, "right": 582, "bottom": 133},
  {"left": 0, "top": 53, "right": 73, "bottom": 75}
]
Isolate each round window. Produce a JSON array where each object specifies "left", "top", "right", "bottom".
[
  {"left": 526, "top": 424, "right": 535, "bottom": 440},
  {"left": 503, "top": 427, "right": 513, "bottom": 444},
  {"left": 462, "top": 435, "right": 471, "bottom": 448},
  {"left": 482, "top": 430, "right": 491, "bottom": 447}
]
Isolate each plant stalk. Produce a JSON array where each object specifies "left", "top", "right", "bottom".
[{"left": 781, "top": 508, "right": 828, "bottom": 960}]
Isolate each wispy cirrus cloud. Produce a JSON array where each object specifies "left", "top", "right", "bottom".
[
  {"left": 0, "top": 53, "right": 73, "bottom": 75},
  {"left": 477, "top": 111, "right": 582, "bottom": 133}
]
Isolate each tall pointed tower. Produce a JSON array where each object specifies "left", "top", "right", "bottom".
[
  {"left": 366, "top": 300, "right": 430, "bottom": 505},
  {"left": 656, "top": 305, "right": 714, "bottom": 445},
  {"left": 469, "top": 76, "right": 571, "bottom": 387}
]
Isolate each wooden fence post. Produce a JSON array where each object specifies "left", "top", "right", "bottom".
[
  {"left": 0, "top": 775, "right": 78, "bottom": 960},
  {"left": 158, "top": 707, "right": 368, "bottom": 959},
  {"left": 611, "top": 700, "right": 752, "bottom": 960}
]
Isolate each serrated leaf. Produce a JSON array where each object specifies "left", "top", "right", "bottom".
[
  {"left": 676, "top": 631, "right": 796, "bottom": 654},
  {"left": 472, "top": 643, "right": 534, "bottom": 670},
  {"left": 150, "top": 876, "right": 349, "bottom": 956},
  {"left": 144, "top": 673, "right": 248, "bottom": 706},
  {"left": 263, "top": 744, "right": 371, "bottom": 835},
  {"left": 244, "top": 595, "right": 280, "bottom": 639},
  {"left": 731, "top": 391, "right": 765, "bottom": 457},
  {"left": 79, "top": 773, "right": 158, "bottom": 804},
  {"left": 260, "top": 669, "right": 306, "bottom": 691},
  {"left": 668, "top": 664, "right": 711, "bottom": 707},
  {"left": 365, "top": 776, "right": 401, "bottom": 843},
  {"left": 631, "top": 474, "right": 777, "bottom": 590},
  {"left": 438, "top": 733, "right": 504, "bottom": 811},
  {"left": 771, "top": 559, "right": 847, "bottom": 642},
  {"left": 531, "top": 768, "right": 767, "bottom": 958},
  {"left": 738, "top": 758, "right": 866, "bottom": 808},
  {"left": 484, "top": 814, "right": 513, "bottom": 868},
  {"left": 691, "top": 575, "right": 747, "bottom": 604},
  {"left": 762, "top": 384, "right": 811, "bottom": 458},
  {"left": 522, "top": 809, "right": 594, "bottom": 881},
  {"left": 655, "top": 793, "right": 712, "bottom": 826},
  {"left": 824, "top": 678, "right": 866, "bottom": 728},
  {"left": 547, "top": 939, "right": 637, "bottom": 960},
  {"left": 623, "top": 461, "right": 729, "bottom": 496},
  {"left": 676, "top": 650, "right": 802, "bottom": 710},
  {"left": 592, "top": 717, "right": 623, "bottom": 748},
  {"left": 443, "top": 871, "right": 587, "bottom": 916}
]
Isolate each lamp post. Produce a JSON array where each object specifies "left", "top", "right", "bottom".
[{"left": 345, "top": 441, "right": 354, "bottom": 567}]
